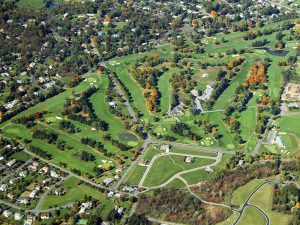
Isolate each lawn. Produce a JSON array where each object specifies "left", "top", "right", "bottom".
[
  {"left": 231, "top": 179, "right": 265, "bottom": 209},
  {"left": 170, "top": 146, "right": 216, "bottom": 157},
  {"left": 143, "top": 156, "right": 183, "bottom": 187},
  {"left": 181, "top": 153, "right": 232, "bottom": 185},
  {"left": 164, "top": 178, "right": 185, "bottom": 189},
  {"left": 10, "top": 151, "right": 32, "bottom": 162},
  {"left": 249, "top": 183, "right": 292, "bottom": 225},
  {"left": 125, "top": 165, "right": 146, "bottom": 186},
  {"left": 40, "top": 177, "right": 117, "bottom": 218},
  {"left": 143, "top": 155, "right": 215, "bottom": 187},
  {"left": 17, "top": 0, "right": 44, "bottom": 9},
  {"left": 236, "top": 207, "right": 266, "bottom": 225}
]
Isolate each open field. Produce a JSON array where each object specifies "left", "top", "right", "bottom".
[
  {"left": 231, "top": 179, "right": 266, "bottom": 209},
  {"left": 236, "top": 207, "right": 266, "bottom": 225},
  {"left": 249, "top": 183, "right": 292, "bottom": 225}
]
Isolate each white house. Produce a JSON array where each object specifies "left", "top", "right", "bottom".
[
  {"left": 29, "top": 190, "right": 38, "bottom": 198},
  {"left": 3, "top": 210, "right": 12, "bottom": 217},
  {"left": 0, "top": 184, "right": 9, "bottom": 192},
  {"left": 15, "top": 213, "right": 23, "bottom": 220},
  {"left": 50, "top": 170, "right": 59, "bottom": 178}
]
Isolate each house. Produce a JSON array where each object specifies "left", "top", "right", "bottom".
[
  {"left": 275, "top": 136, "right": 285, "bottom": 148},
  {"left": 50, "top": 170, "right": 59, "bottom": 178},
  {"left": 43, "top": 178, "right": 52, "bottom": 184},
  {"left": 29, "top": 189, "right": 38, "bottom": 198},
  {"left": 79, "top": 202, "right": 92, "bottom": 214},
  {"left": 160, "top": 144, "right": 170, "bottom": 153},
  {"left": 139, "top": 159, "right": 149, "bottom": 166},
  {"left": 6, "top": 159, "right": 16, "bottom": 167},
  {"left": 9, "top": 178, "right": 20, "bottom": 184},
  {"left": 103, "top": 178, "right": 114, "bottom": 186},
  {"left": 19, "top": 170, "right": 28, "bottom": 177},
  {"left": 7, "top": 193, "right": 14, "bottom": 200},
  {"left": 185, "top": 156, "right": 194, "bottom": 163},
  {"left": 28, "top": 161, "right": 39, "bottom": 171},
  {"left": 107, "top": 191, "right": 115, "bottom": 198},
  {"left": 20, "top": 198, "right": 29, "bottom": 205},
  {"left": 238, "top": 160, "right": 244, "bottom": 166},
  {"left": 24, "top": 215, "right": 37, "bottom": 225},
  {"left": 40, "top": 166, "right": 49, "bottom": 174},
  {"left": 109, "top": 102, "right": 116, "bottom": 108},
  {"left": 55, "top": 188, "right": 65, "bottom": 196},
  {"left": 205, "top": 166, "right": 214, "bottom": 173},
  {"left": 15, "top": 213, "right": 23, "bottom": 220},
  {"left": 40, "top": 213, "right": 50, "bottom": 220},
  {"left": 0, "top": 184, "right": 9, "bottom": 192},
  {"left": 122, "top": 186, "right": 136, "bottom": 193},
  {"left": 3, "top": 210, "right": 12, "bottom": 217}
]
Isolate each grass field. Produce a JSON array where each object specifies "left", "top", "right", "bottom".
[
  {"left": 142, "top": 155, "right": 215, "bottom": 187},
  {"left": 236, "top": 207, "right": 266, "bottom": 225},
  {"left": 231, "top": 179, "right": 265, "bottom": 208},
  {"left": 181, "top": 154, "right": 232, "bottom": 185},
  {"left": 17, "top": 0, "right": 44, "bottom": 9},
  {"left": 125, "top": 165, "right": 146, "bottom": 186},
  {"left": 249, "top": 183, "right": 292, "bottom": 225}
]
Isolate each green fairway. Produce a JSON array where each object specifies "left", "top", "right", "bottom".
[
  {"left": 89, "top": 75, "right": 126, "bottom": 139},
  {"left": 158, "top": 70, "right": 173, "bottom": 114},
  {"left": 213, "top": 57, "right": 252, "bottom": 110}
]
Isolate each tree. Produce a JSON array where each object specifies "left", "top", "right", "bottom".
[{"left": 128, "top": 213, "right": 152, "bottom": 225}]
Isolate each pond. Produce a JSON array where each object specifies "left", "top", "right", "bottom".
[
  {"left": 119, "top": 132, "right": 138, "bottom": 141},
  {"left": 256, "top": 47, "right": 289, "bottom": 56}
]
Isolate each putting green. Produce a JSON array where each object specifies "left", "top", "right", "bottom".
[
  {"left": 127, "top": 141, "right": 138, "bottom": 147},
  {"left": 226, "top": 144, "right": 235, "bottom": 149}
]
